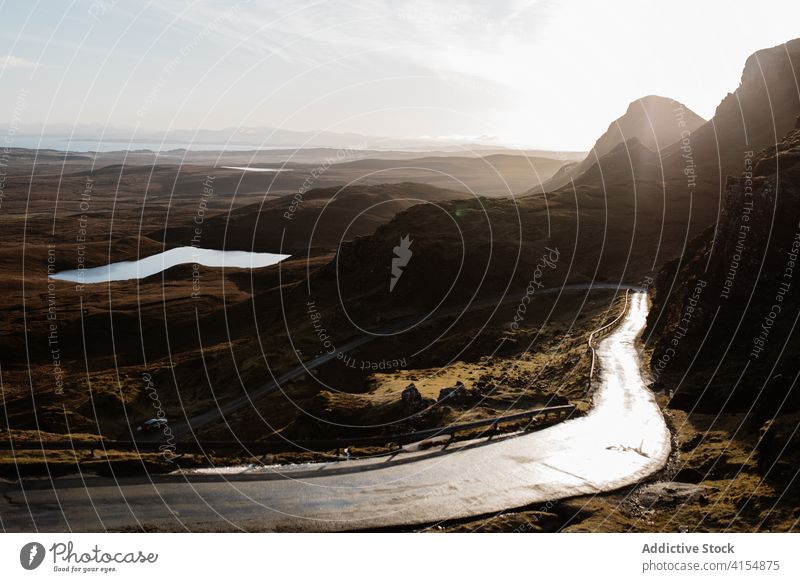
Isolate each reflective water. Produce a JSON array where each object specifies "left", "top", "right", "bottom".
[
  {"left": 50, "top": 247, "right": 290, "bottom": 284},
  {"left": 219, "top": 166, "right": 291, "bottom": 172}
]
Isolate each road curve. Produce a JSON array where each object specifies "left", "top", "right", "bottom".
[{"left": 1, "top": 291, "right": 670, "bottom": 532}]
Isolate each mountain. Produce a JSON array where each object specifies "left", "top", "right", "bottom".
[
  {"left": 528, "top": 38, "right": 800, "bottom": 247},
  {"left": 592, "top": 95, "right": 705, "bottom": 159},
  {"left": 661, "top": 38, "right": 800, "bottom": 182},
  {"left": 531, "top": 95, "right": 705, "bottom": 193},
  {"left": 652, "top": 37, "right": 800, "bottom": 237}
]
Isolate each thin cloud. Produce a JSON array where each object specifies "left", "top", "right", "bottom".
[
  {"left": 1, "top": 54, "right": 40, "bottom": 69},
  {"left": 149, "top": 0, "right": 553, "bottom": 82}
]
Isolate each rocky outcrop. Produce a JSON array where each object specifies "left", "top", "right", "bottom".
[
  {"left": 657, "top": 38, "right": 800, "bottom": 214},
  {"left": 646, "top": 124, "right": 800, "bottom": 416},
  {"left": 634, "top": 482, "right": 715, "bottom": 507},
  {"left": 697, "top": 38, "right": 800, "bottom": 175},
  {"left": 438, "top": 382, "right": 469, "bottom": 404},
  {"left": 401, "top": 383, "right": 423, "bottom": 413}
]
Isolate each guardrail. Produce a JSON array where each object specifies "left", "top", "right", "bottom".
[
  {"left": 3, "top": 288, "right": 638, "bottom": 462},
  {"left": 586, "top": 289, "right": 631, "bottom": 390},
  {"left": 1, "top": 404, "right": 576, "bottom": 458}
]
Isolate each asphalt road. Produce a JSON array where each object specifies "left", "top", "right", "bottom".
[{"left": 1, "top": 290, "right": 670, "bottom": 532}]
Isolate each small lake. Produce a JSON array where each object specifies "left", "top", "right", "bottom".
[
  {"left": 219, "top": 166, "right": 292, "bottom": 172},
  {"left": 50, "top": 247, "right": 291, "bottom": 284}
]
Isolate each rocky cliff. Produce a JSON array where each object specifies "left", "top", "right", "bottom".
[{"left": 647, "top": 118, "right": 800, "bottom": 418}]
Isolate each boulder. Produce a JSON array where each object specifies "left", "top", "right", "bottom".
[
  {"left": 635, "top": 482, "right": 714, "bottom": 507},
  {"left": 437, "top": 382, "right": 468, "bottom": 404},
  {"left": 401, "top": 383, "right": 423, "bottom": 412}
]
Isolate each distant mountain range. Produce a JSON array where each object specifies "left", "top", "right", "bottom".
[{"left": 4, "top": 122, "right": 585, "bottom": 159}]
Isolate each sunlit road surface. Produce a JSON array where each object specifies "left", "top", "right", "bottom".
[{"left": 1, "top": 292, "right": 670, "bottom": 532}]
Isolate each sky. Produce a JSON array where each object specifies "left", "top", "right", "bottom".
[{"left": 1, "top": 0, "right": 799, "bottom": 151}]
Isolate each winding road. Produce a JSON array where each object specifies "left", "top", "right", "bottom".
[{"left": 1, "top": 290, "right": 670, "bottom": 532}]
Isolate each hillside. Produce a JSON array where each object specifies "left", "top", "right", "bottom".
[
  {"left": 647, "top": 119, "right": 800, "bottom": 415},
  {"left": 637, "top": 120, "right": 800, "bottom": 530},
  {"left": 153, "top": 182, "right": 473, "bottom": 254}
]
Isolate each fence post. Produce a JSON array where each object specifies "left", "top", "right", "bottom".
[{"left": 586, "top": 289, "right": 630, "bottom": 391}]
